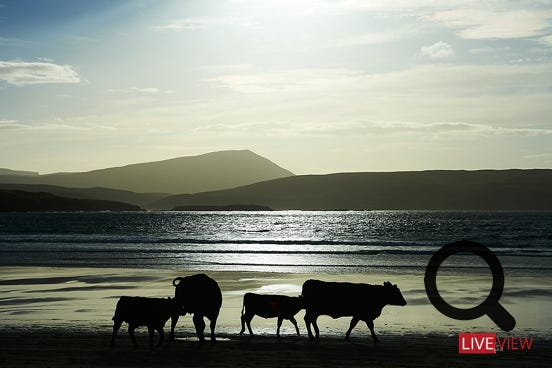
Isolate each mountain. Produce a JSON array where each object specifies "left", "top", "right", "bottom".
[
  {"left": 151, "top": 169, "right": 552, "bottom": 210},
  {"left": 0, "top": 190, "right": 141, "bottom": 212},
  {"left": 0, "top": 168, "right": 38, "bottom": 176},
  {"left": 0, "top": 150, "right": 293, "bottom": 194},
  {"left": 0, "top": 183, "right": 167, "bottom": 208}
]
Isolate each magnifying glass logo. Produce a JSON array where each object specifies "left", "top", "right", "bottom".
[{"left": 424, "top": 240, "right": 516, "bottom": 332}]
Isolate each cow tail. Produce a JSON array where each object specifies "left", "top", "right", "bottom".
[
  {"left": 241, "top": 298, "right": 245, "bottom": 316},
  {"left": 172, "top": 277, "right": 184, "bottom": 287}
]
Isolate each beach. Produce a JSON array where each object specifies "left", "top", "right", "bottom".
[
  {"left": 1, "top": 266, "right": 551, "bottom": 367},
  {"left": 2, "top": 329, "right": 550, "bottom": 368}
]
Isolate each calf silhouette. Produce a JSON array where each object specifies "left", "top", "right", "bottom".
[
  {"left": 111, "top": 296, "right": 176, "bottom": 350},
  {"left": 170, "top": 274, "right": 222, "bottom": 342},
  {"left": 302, "top": 280, "right": 407, "bottom": 342},
  {"left": 240, "top": 293, "right": 304, "bottom": 337}
]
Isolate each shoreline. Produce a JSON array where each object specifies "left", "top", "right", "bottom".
[{"left": 1, "top": 266, "right": 551, "bottom": 366}]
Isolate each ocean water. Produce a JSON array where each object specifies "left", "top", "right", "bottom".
[{"left": 1, "top": 211, "right": 551, "bottom": 275}]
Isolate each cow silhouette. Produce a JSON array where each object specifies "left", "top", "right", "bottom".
[
  {"left": 302, "top": 280, "right": 407, "bottom": 342},
  {"left": 170, "top": 274, "right": 222, "bottom": 342},
  {"left": 239, "top": 293, "right": 304, "bottom": 337},
  {"left": 111, "top": 296, "right": 177, "bottom": 350}
]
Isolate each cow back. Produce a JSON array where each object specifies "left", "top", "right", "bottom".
[
  {"left": 302, "top": 280, "right": 385, "bottom": 318},
  {"left": 173, "top": 274, "right": 222, "bottom": 314},
  {"left": 114, "top": 296, "right": 174, "bottom": 326},
  {"left": 244, "top": 293, "right": 303, "bottom": 318}
]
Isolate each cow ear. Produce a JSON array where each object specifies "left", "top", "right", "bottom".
[{"left": 384, "top": 281, "right": 391, "bottom": 287}]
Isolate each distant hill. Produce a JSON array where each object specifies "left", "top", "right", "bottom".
[
  {"left": 151, "top": 169, "right": 552, "bottom": 210},
  {"left": 0, "top": 190, "right": 141, "bottom": 212},
  {"left": 173, "top": 204, "right": 273, "bottom": 211},
  {"left": 0, "top": 150, "right": 293, "bottom": 194},
  {"left": 0, "top": 183, "right": 167, "bottom": 208},
  {"left": 0, "top": 168, "right": 38, "bottom": 176}
]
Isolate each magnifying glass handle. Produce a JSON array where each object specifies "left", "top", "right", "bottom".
[{"left": 487, "top": 303, "right": 516, "bottom": 332}]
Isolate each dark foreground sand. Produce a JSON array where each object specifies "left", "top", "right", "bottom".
[{"left": 0, "top": 329, "right": 549, "bottom": 368}]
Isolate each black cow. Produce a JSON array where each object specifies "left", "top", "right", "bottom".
[
  {"left": 302, "top": 280, "right": 407, "bottom": 342},
  {"left": 239, "top": 293, "right": 304, "bottom": 337},
  {"left": 170, "top": 274, "right": 223, "bottom": 342},
  {"left": 111, "top": 296, "right": 176, "bottom": 350}
]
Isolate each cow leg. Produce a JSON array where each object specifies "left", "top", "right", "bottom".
[
  {"left": 243, "top": 313, "right": 254, "bottom": 336},
  {"left": 345, "top": 317, "right": 360, "bottom": 341},
  {"left": 193, "top": 314, "right": 206, "bottom": 342},
  {"left": 156, "top": 327, "right": 165, "bottom": 348},
  {"left": 304, "top": 313, "right": 313, "bottom": 340},
  {"left": 209, "top": 313, "right": 218, "bottom": 342},
  {"left": 240, "top": 313, "right": 246, "bottom": 335},
  {"left": 304, "top": 313, "right": 318, "bottom": 341},
  {"left": 111, "top": 319, "right": 122, "bottom": 347},
  {"left": 128, "top": 324, "right": 138, "bottom": 349},
  {"left": 289, "top": 316, "right": 300, "bottom": 336},
  {"left": 240, "top": 313, "right": 253, "bottom": 335},
  {"left": 277, "top": 317, "right": 283, "bottom": 338},
  {"left": 366, "top": 320, "right": 379, "bottom": 343},
  {"left": 147, "top": 326, "right": 155, "bottom": 350},
  {"left": 311, "top": 316, "right": 320, "bottom": 340},
  {"left": 169, "top": 313, "right": 180, "bottom": 341}
]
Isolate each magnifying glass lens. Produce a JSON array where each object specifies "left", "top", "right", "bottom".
[{"left": 436, "top": 254, "right": 494, "bottom": 308}]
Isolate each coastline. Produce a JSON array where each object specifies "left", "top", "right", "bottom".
[{"left": 1, "top": 266, "right": 551, "bottom": 366}]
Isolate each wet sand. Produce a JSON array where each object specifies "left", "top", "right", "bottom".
[{"left": 1, "top": 266, "right": 551, "bottom": 366}]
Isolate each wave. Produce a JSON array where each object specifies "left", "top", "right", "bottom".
[
  {"left": 1, "top": 236, "right": 547, "bottom": 249},
  {"left": 1, "top": 246, "right": 551, "bottom": 258}
]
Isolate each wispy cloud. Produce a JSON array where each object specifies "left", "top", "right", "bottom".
[
  {"left": 190, "top": 119, "right": 552, "bottom": 140},
  {"left": 0, "top": 119, "right": 25, "bottom": 130},
  {"left": 199, "top": 64, "right": 254, "bottom": 72},
  {"left": 429, "top": 8, "right": 552, "bottom": 40},
  {"left": 538, "top": 34, "right": 552, "bottom": 47},
  {"left": 420, "top": 41, "right": 454, "bottom": 60},
  {"left": 0, "top": 36, "right": 27, "bottom": 46},
  {"left": 0, "top": 61, "right": 81, "bottom": 86},
  {"left": 524, "top": 153, "right": 552, "bottom": 160},
  {"left": 204, "top": 63, "right": 552, "bottom": 96},
  {"left": 204, "top": 68, "right": 362, "bottom": 94},
  {"left": 153, "top": 16, "right": 260, "bottom": 32},
  {"left": 328, "top": 26, "right": 422, "bottom": 48},
  {"left": 107, "top": 86, "right": 174, "bottom": 94}
]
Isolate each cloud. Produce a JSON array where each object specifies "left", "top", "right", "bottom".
[
  {"left": 328, "top": 25, "right": 423, "bottom": 48},
  {"left": 0, "top": 119, "right": 25, "bottom": 130},
  {"left": 0, "top": 61, "right": 80, "bottom": 86},
  {"left": 524, "top": 153, "right": 552, "bottom": 160},
  {"left": 199, "top": 64, "right": 254, "bottom": 72},
  {"left": 107, "top": 87, "right": 174, "bottom": 94},
  {"left": 190, "top": 118, "right": 552, "bottom": 141},
  {"left": 469, "top": 46, "right": 511, "bottom": 54},
  {"left": 203, "top": 63, "right": 552, "bottom": 97},
  {"left": 538, "top": 34, "right": 552, "bottom": 47},
  {"left": 204, "top": 68, "right": 362, "bottom": 93},
  {"left": 429, "top": 8, "right": 552, "bottom": 40},
  {"left": 420, "top": 41, "right": 454, "bottom": 60},
  {"left": 0, "top": 36, "right": 27, "bottom": 46},
  {"left": 153, "top": 16, "right": 260, "bottom": 32}
]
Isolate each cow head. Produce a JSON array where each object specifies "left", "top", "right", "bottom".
[{"left": 383, "top": 281, "right": 407, "bottom": 306}]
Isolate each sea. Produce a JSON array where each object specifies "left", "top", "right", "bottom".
[{"left": 1, "top": 211, "right": 551, "bottom": 275}]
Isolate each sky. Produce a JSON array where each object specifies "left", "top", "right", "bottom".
[{"left": 1, "top": 0, "right": 552, "bottom": 175}]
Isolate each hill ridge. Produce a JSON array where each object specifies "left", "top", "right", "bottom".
[
  {"left": 151, "top": 169, "right": 552, "bottom": 210},
  {"left": 0, "top": 150, "right": 294, "bottom": 194}
]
